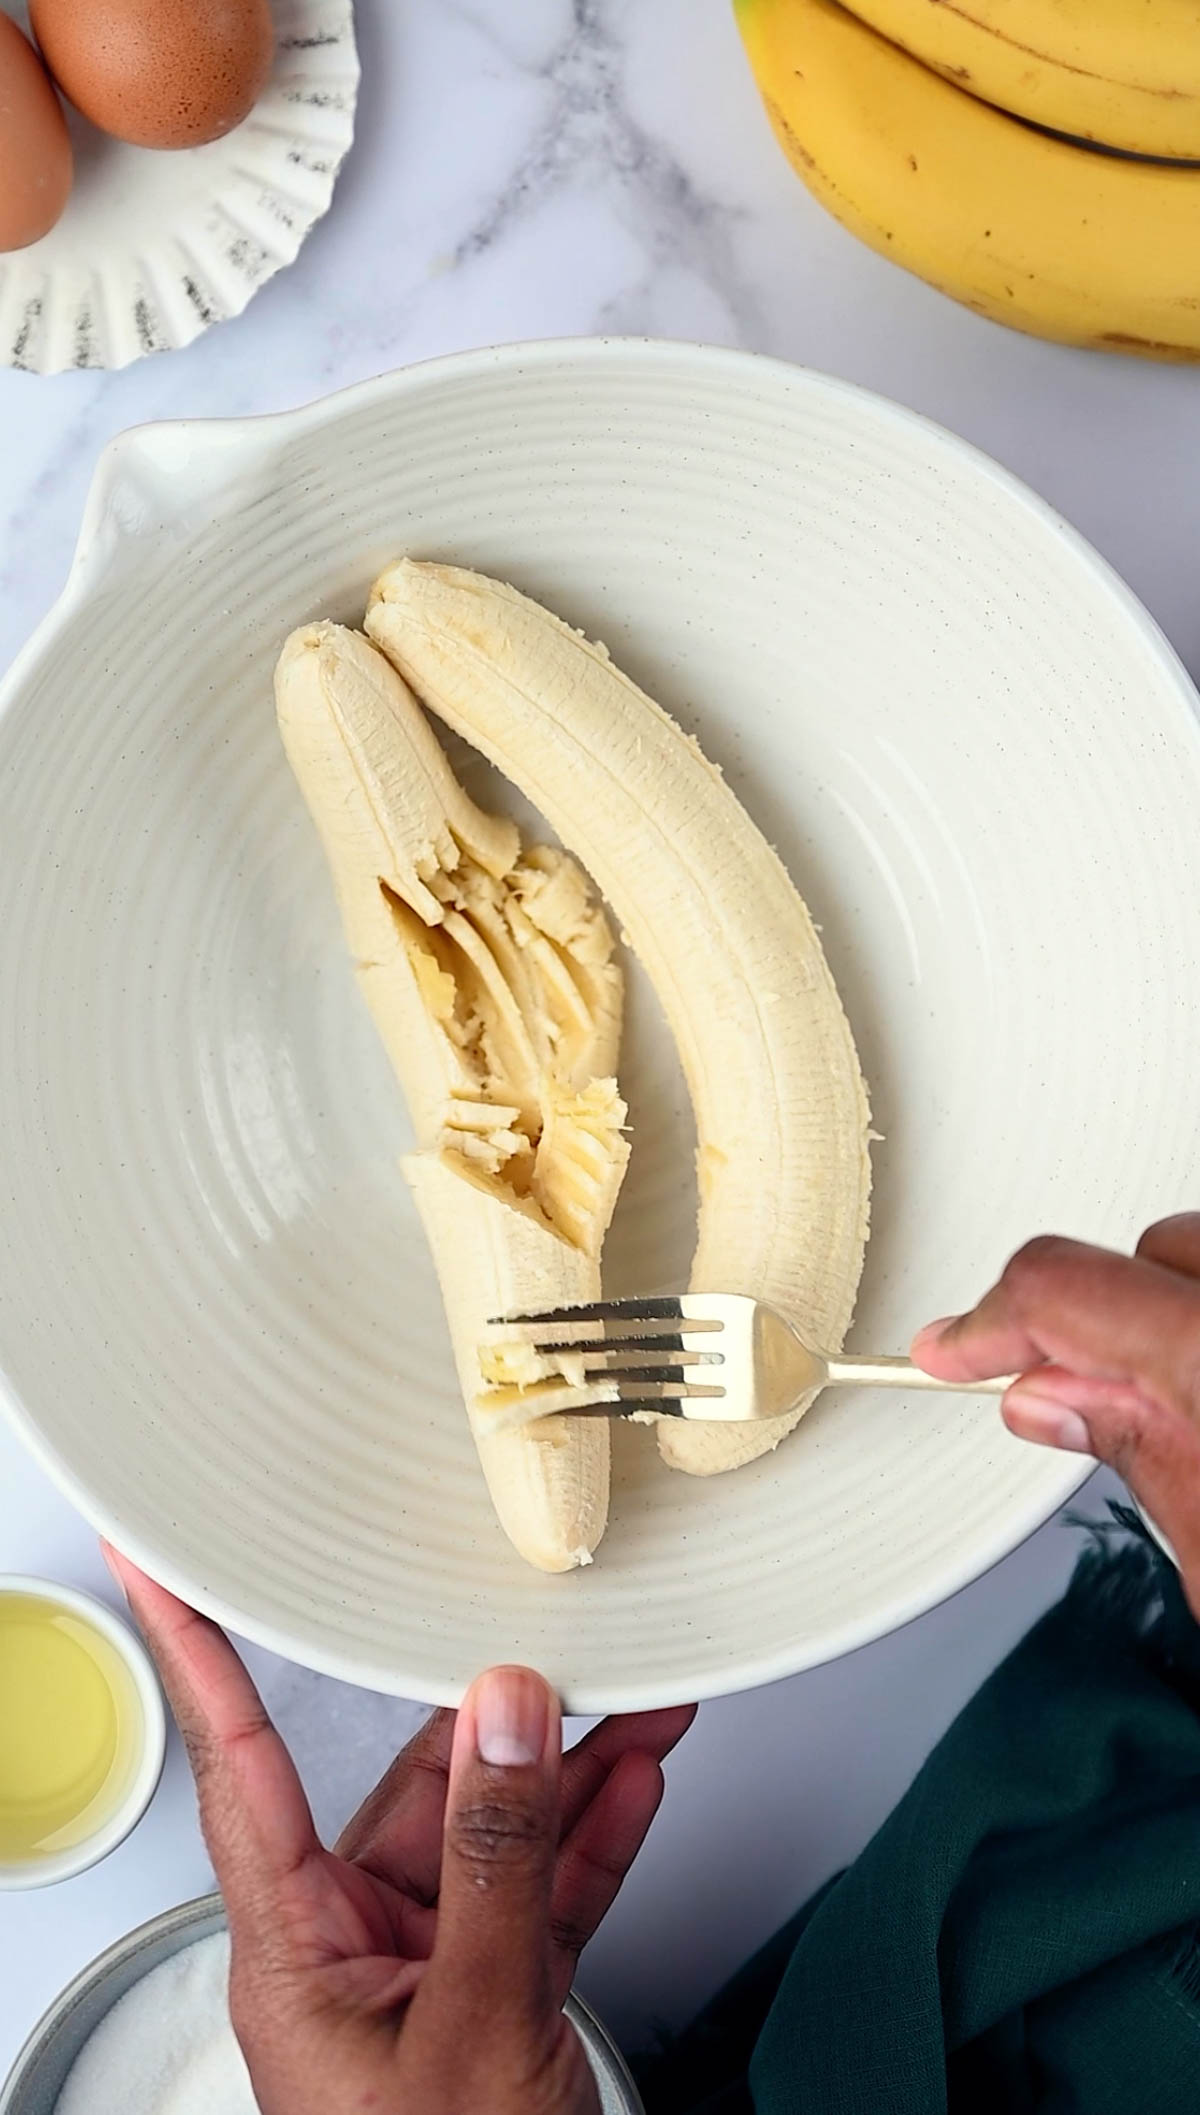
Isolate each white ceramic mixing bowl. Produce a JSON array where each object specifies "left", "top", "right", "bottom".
[{"left": 1, "top": 340, "right": 1198, "bottom": 1710}]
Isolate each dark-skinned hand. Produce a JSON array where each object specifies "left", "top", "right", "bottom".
[
  {"left": 913, "top": 1213, "right": 1200, "bottom": 1613},
  {"left": 104, "top": 1549, "right": 695, "bottom": 2115}
]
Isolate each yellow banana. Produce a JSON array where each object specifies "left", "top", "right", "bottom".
[
  {"left": 835, "top": 0, "right": 1200, "bottom": 160},
  {"left": 736, "top": 0, "right": 1200, "bottom": 360},
  {"left": 275, "top": 623, "right": 629, "bottom": 1571}
]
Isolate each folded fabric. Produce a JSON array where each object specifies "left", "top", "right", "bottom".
[{"left": 641, "top": 1512, "right": 1200, "bottom": 2115}]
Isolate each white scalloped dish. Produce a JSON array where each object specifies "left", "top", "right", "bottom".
[
  {"left": 0, "top": 0, "right": 357, "bottom": 373},
  {"left": 0, "top": 340, "right": 1198, "bottom": 1710}
]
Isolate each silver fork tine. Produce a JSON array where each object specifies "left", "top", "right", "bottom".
[
  {"left": 557, "top": 1398, "right": 690, "bottom": 1420},
  {"left": 573, "top": 1372, "right": 725, "bottom": 1393},
  {"left": 487, "top": 1315, "right": 724, "bottom": 1348},
  {"left": 490, "top": 1379, "right": 726, "bottom": 1421},
  {"left": 486, "top": 1321, "right": 673, "bottom": 1347},
  {"left": 557, "top": 1347, "right": 724, "bottom": 1371},
  {"left": 494, "top": 1297, "right": 688, "bottom": 1327},
  {"left": 604, "top": 1379, "right": 724, "bottom": 1399},
  {"left": 482, "top": 1299, "right": 730, "bottom": 1415},
  {"left": 478, "top": 1376, "right": 738, "bottom": 1434}
]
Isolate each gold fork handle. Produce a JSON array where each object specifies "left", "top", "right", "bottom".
[{"left": 823, "top": 1354, "right": 1019, "bottom": 1395}]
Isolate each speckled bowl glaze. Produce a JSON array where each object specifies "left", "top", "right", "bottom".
[
  {"left": 0, "top": 0, "right": 358, "bottom": 373},
  {"left": 0, "top": 1893, "right": 644, "bottom": 2113},
  {"left": 0, "top": 339, "right": 1198, "bottom": 1710}
]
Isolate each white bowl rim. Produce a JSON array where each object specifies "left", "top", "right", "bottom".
[
  {"left": 0, "top": 1575, "right": 167, "bottom": 1890},
  {"left": 0, "top": 336, "right": 1194, "bottom": 1709}
]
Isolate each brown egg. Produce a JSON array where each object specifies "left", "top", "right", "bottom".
[
  {"left": 30, "top": 0, "right": 274, "bottom": 150},
  {"left": 0, "top": 13, "right": 73, "bottom": 252}
]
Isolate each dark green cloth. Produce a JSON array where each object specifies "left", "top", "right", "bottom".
[{"left": 641, "top": 1515, "right": 1200, "bottom": 2115}]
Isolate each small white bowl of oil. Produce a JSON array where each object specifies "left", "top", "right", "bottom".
[{"left": 0, "top": 1577, "right": 166, "bottom": 1889}]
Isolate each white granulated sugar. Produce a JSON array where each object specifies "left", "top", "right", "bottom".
[{"left": 55, "top": 1931, "right": 260, "bottom": 2115}]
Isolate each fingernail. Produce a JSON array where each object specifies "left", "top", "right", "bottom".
[
  {"left": 474, "top": 1668, "right": 551, "bottom": 1767},
  {"left": 1005, "top": 1393, "right": 1093, "bottom": 1455},
  {"left": 99, "top": 1541, "right": 127, "bottom": 1597},
  {"left": 911, "top": 1316, "right": 960, "bottom": 1354}
]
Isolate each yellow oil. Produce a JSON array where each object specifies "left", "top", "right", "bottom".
[{"left": 0, "top": 1594, "right": 143, "bottom": 1864}]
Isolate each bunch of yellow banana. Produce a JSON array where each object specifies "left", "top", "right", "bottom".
[{"left": 735, "top": 0, "right": 1200, "bottom": 359}]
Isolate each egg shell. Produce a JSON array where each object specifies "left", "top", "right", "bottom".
[
  {"left": 30, "top": 0, "right": 275, "bottom": 150},
  {"left": 0, "top": 12, "right": 73, "bottom": 252}
]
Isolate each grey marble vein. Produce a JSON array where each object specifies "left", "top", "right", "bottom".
[{"left": 447, "top": 0, "right": 766, "bottom": 346}]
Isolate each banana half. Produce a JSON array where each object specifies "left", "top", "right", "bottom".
[
  {"left": 275, "top": 623, "right": 630, "bottom": 1571},
  {"left": 366, "top": 561, "right": 872, "bottom": 1479}
]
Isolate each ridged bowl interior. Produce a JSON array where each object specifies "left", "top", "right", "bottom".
[{"left": 1, "top": 341, "right": 1198, "bottom": 1709}]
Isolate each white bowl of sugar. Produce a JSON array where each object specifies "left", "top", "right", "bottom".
[{"left": 0, "top": 1890, "right": 645, "bottom": 2114}]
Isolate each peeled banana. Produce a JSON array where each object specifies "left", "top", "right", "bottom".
[
  {"left": 835, "top": 0, "right": 1200, "bottom": 161},
  {"left": 366, "top": 561, "right": 871, "bottom": 1479},
  {"left": 275, "top": 622, "right": 630, "bottom": 1571},
  {"left": 736, "top": 0, "right": 1200, "bottom": 361}
]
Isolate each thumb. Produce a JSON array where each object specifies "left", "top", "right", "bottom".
[{"left": 425, "top": 1667, "right": 561, "bottom": 2037}]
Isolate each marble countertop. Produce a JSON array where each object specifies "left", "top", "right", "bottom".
[{"left": 1, "top": 0, "right": 1194, "bottom": 2076}]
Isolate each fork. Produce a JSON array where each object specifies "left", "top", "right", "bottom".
[{"left": 481, "top": 1293, "right": 1018, "bottom": 1431}]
